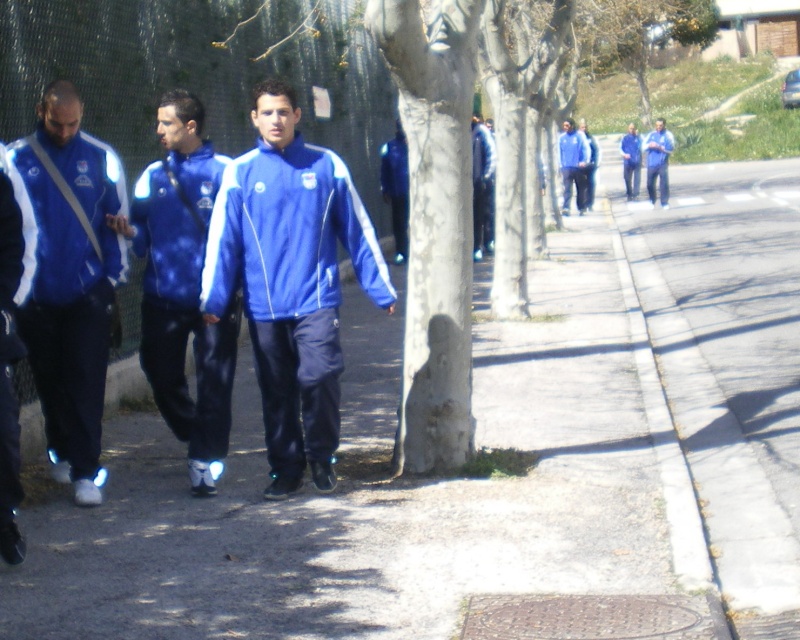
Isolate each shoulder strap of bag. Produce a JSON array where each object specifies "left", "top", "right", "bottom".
[
  {"left": 162, "top": 160, "right": 207, "bottom": 234},
  {"left": 25, "top": 134, "right": 104, "bottom": 263}
]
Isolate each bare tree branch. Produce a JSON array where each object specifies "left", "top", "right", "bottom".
[{"left": 212, "top": 0, "right": 324, "bottom": 63}]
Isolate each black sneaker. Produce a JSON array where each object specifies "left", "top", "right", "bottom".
[
  {"left": 0, "top": 520, "right": 26, "bottom": 566},
  {"left": 309, "top": 460, "right": 337, "bottom": 494},
  {"left": 263, "top": 474, "right": 303, "bottom": 501}
]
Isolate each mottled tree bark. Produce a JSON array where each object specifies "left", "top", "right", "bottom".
[{"left": 366, "top": 0, "right": 486, "bottom": 473}]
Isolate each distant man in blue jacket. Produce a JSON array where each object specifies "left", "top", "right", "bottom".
[
  {"left": 380, "top": 120, "right": 409, "bottom": 265},
  {"left": 620, "top": 123, "right": 643, "bottom": 201},
  {"left": 107, "top": 90, "right": 240, "bottom": 498},
  {"left": 6, "top": 80, "right": 128, "bottom": 508},
  {"left": 201, "top": 78, "right": 397, "bottom": 501},
  {"left": 644, "top": 118, "right": 675, "bottom": 209},
  {"left": 558, "top": 118, "right": 590, "bottom": 216},
  {"left": 471, "top": 114, "right": 497, "bottom": 260}
]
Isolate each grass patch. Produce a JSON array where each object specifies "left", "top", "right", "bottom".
[
  {"left": 576, "top": 54, "right": 776, "bottom": 135},
  {"left": 528, "top": 312, "right": 566, "bottom": 323},
  {"left": 335, "top": 446, "right": 538, "bottom": 482},
  {"left": 472, "top": 310, "right": 566, "bottom": 323},
  {"left": 576, "top": 53, "right": 800, "bottom": 162},
  {"left": 21, "top": 463, "right": 71, "bottom": 507},
  {"left": 335, "top": 447, "right": 396, "bottom": 480},
  {"left": 458, "top": 447, "right": 538, "bottom": 479}
]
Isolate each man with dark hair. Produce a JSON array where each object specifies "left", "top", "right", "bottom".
[
  {"left": 380, "top": 119, "right": 410, "bottom": 265},
  {"left": 619, "top": 122, "right": 643, "bottom": 201},
  {"left": 558, "top": 117, "right": 590, "bottom": 216},
  {"left": 471, "top": 113, "right": 496, "bottom": 261},
  {"left": 107, "top": 89, "right": 239, "bottom": 497},
  {"left": 0, "top": 145, "right": 28, "bottom": 564},
  {"left": 644, "top": 118, "right": 675, "bottom": 210},
  {"left": 201, "top": 77, "right": 397, "bottom": 500},
  {"left": 578, "top": 119, "right": 600, "bottom": 212},
  {"left": 6, "top": 80, "right": 128, "bottom": 507}
]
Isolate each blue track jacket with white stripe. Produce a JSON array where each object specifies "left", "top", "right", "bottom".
[
  {"left": 6, "top": 126, "right": 128, "bottom": 306},
  {"left": 201, "top": 133, "right": 396, "bottom": 322},
  {"left": 130, "top": 142, "right": 230, "bottom": 310}
]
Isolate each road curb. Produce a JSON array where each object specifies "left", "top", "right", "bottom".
[{"left": 602, "top": 193, "right": 715, "bottom": 595}]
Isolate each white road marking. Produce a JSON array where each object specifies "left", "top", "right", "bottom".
[{"left": 676, "top": 197, "right": 705, "bottom": 206}]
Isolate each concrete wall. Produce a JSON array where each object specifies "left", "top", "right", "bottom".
[{"left": 702, "top": 26, "right": 757, "bottom": 61}]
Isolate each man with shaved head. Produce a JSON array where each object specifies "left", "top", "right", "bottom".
[{"left": 5, "top": 80, "right": 129, "bottom": 507}]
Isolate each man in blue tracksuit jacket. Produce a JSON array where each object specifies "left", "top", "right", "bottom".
[
  {"left": 6, "top": 80, "right": 128, "bottom": 507},
  {"left": 619, "top": 122, "right": 643, "bottom": 201},
  {"left": 558, "top": 118, "right": 590, "bottom": 216},
  {"left": 108, "top": 90, "right": 240, "bottom": 498},
  {"left": 471, "top": 115, "right": 497, "bottom": 260},
  {"left": 644, "top": 118, "right": 675, "bottom": 209},
  {"left": 201, "top": 78, "right": 397, "bottom": 500},
  {"left": 380, "top": 119, "right": 410, "bottom": 265}
]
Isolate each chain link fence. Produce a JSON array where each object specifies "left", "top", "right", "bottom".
[{"left": 1, "top": 0, "right": 398, "bottom": 403}]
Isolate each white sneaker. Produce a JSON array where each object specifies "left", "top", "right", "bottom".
[
  {"left": 74, "top": 479, "right": 102, "bottom": 507},
  {"left": 188, "top": 459, "right": 218, "bottom": 497}
]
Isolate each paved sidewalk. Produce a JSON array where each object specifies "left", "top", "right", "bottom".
[{"left": 1, "top": 214, "right": 725, "bottom": 639}]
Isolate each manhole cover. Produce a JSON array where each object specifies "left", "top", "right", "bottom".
[{"left": 462, "top": 595, "right": 723, "bottom": 640}]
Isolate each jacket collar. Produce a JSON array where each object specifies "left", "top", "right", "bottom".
[
  {"left": 257, "top": 131, "right": 304, "bottom": 155},
  {"left": 168, "top": 140, "right": 215, "bottom": 165}
]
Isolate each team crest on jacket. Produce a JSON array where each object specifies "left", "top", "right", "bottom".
[
  {"left": 255, "top": 182, "right": 265, "bottom": 193},
  {"left": 302, "top": 172, "right": 317, "bottom": 190},
  {"left": 201, "top": 181, "right": 213, "bottom": 196},
  {"left": 77, "top": 161, "right": 89, "bottom": 173}
]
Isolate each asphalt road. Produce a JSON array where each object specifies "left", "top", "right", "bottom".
[{"left": 600, "top": 154, "right": 800, "bottom": 614}]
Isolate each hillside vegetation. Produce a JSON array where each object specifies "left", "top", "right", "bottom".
[{"left": 575, "top": 53, "right": 800, "bottom": 163}]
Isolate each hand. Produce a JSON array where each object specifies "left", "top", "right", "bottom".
[
  {"left": 203, "top": 314, "right": 220, "bottom": 325},
  {"left": 386, "top": 303, "right": 396, "bottom": 316},
  {"left": 106, "top": 214, "right": 136, "bottom": 238}
]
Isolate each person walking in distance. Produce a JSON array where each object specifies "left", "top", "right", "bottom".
[
  {"left": 644, "top": 118, "right": 674, "bottom": 210},
  {"left": 106, "top": 90, "right": 240, "bottom": 497},
  {"left": 482, "top": 117, "right": 497, "bottom": 253},
  {"left": 380, "top": 119, "right": 410, "bottom": 265},
  {"left": 558, "top": 118, "right": 590, "bottom": 216},
  {"left": 471, "top": 113, "right": 496, "bottom": 261},
  {"left": 5, "top": 80, "right": 128, "bottom": 507},
  {"left": 201, "top": 78, "right": 397, "bottom": 501},
  {"left": 578, "top": 119, "right": 601, "bottom": 212},
  {"left": 619, "top": 123, "right": 643, "bottom": 201}
]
